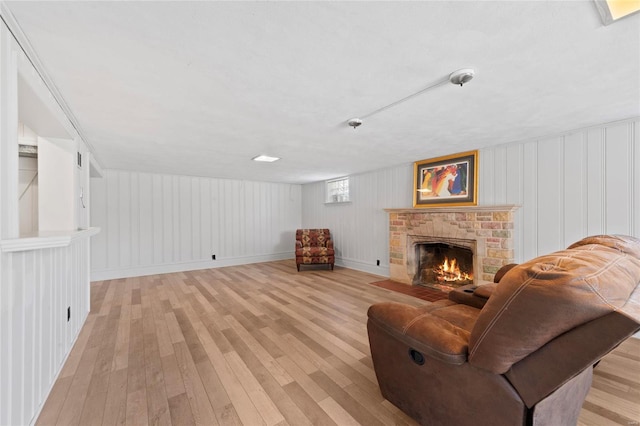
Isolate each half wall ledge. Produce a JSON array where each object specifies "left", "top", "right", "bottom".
[{"left": 0, "top": 227, "right": 100, "bottom": 252}]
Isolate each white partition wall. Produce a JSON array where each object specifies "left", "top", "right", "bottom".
[
  {"left": 90, "top": 170, "right": 302, "bottom": 280},
  {"left": 0, "top": 235, "right": 93, "bottom": 426},
  {"left": 0, "top": 16, "right": 98, "bottom": 426},
  {"left": 302, "top": 118, "right": 640, "bottom": 274}
]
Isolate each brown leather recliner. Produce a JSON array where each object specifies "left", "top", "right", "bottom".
[{"left": 367, "top": 235, "right": 640, "bottom": 426}]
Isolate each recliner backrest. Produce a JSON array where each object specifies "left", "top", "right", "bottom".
[{"left": 467, "top": 235, "right": 640, "bottom": 375}]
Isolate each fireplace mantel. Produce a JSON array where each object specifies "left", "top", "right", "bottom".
[
  {"left": 385, "top": 205, "right": 520, "bottom": 285},
  {"left": 384, "top": 205, "right": 520, "bottom": 214}
]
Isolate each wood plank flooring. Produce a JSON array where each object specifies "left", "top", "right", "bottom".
[{"left": 36, "top": 260, "right": 640, "bottom": 426}]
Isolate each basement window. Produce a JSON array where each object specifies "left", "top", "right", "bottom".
[{"left": 326, "top": 177, "right": 350, "bottom": 203}]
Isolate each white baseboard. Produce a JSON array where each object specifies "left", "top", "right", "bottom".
[
  {"left": 91, "top": 252, "right": 294, "bottom": 281},
  {"left": 336, "top": 257, "right": 389, "bottom": 278}
]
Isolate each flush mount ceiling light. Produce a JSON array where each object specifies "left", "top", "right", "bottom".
[
  {"left": 449, "top": 68, "right": 475, "bottom": 86},
  {"left": 347, "top": 118, "right": 362, "bottom": 129},
  {"left": 348, "top": 68, "right": 475, "bottom": 129},
  {"left": 252, "top": 155, "right": 280, "bottom": 162}
]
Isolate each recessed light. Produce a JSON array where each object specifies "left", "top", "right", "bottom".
[
  {"left": 252, "top": 155, "right": 280, "bottom": 162},
  {"left": 595, "top": 0, "right": 640, "bottom": 24}
]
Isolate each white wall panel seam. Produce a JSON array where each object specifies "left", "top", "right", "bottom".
[
  {"left": 633, "top": 122, "right": 639, "bottom": 236},
  {"left": 560, "top": 135, "right": 566, "bottom": 247},
  {"left": 531, "top": 141, "right": 538, "bottom": 257},
  {"left": 628, "top": 124, "right": 635, "bottom": 236},
  {"left": 581, "top": 132, "right": 588, "bottom": 238},
  {"left": 602, "top": 128, "right": 607, "bottom": 233}
]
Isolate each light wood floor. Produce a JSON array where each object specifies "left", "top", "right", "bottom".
[{"left": 36, "top": 260, "right": 640, "bottom": 426}]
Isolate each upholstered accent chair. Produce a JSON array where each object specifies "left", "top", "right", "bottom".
[
  {"left": 295, "top": 229, "right": 335, "bottom": 271},
  {"left": 367, "top": 235, "right": 640, "bottom": 426}
]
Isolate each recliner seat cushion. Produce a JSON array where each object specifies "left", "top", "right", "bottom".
[{"left": 367, "top": 300, "right": 481, "bottom": 364}]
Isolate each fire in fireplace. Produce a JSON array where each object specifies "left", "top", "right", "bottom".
[
  {"left": 415, "top": 243, "right": 474, "bottom": 291},
  {"left": 434, "top": 257, "right": 473, "bottom": 283}
]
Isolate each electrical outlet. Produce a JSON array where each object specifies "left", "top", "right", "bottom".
[
  {"left": 376, "top": 259, "right": 380, "bottom": 266},
  {"left": 67, "top": 306, "right": 71, "bottom": 322},
  {"left": 212, "top": 254, "right": 216, "bottom": 260}
]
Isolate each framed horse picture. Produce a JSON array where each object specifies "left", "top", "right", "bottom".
[{"left": 413, "top": 150, "right": 478, "bottom": 207}]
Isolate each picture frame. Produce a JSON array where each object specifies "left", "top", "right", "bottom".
[{"left": 413, "top": 150, "right": 478, "bottom": 207}]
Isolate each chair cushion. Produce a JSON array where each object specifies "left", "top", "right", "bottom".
[
  {"left": 296, "top": 247, "right": 335, "bottom": 257},
  {"left": 298, "top": 255, "right": 335, "bottom": 265}
]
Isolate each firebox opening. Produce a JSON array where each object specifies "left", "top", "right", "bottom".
[{"left": 414, "top": 243, "right": 474, "bottom": 291}]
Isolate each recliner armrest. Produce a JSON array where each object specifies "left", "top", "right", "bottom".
[
  {"left": 447, "top": 263, "right": 519, "bottom": 309},
  {"left": 367, "top": 302, "right": 470, "bottom": 365},
  {"left": 473, "top": 282, "right": 497, "bottom": 299},
  {"left": 448, "top": 285, "right": 489, "bottom": 309}
]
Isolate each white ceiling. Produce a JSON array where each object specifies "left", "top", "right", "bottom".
[{"left": 4, "top": 1, "right": 640, "bottom": 184}]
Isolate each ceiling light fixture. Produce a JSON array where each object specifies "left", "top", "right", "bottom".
[
  {"left": 252, "top": 155, "right": 280, "bottom": 162},
  {"left": 449, "top": 68, "right": 475, "bottom": 86},
  {"left": 348, "top": 68, "right": 475, "bottom": 128},
  {"left": 347, "top": 118, "right": 362, "bottom": 129}
]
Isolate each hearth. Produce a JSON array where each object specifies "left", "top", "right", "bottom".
[{"left": 415, "top": 242, "right": 474, "bottom": 291}]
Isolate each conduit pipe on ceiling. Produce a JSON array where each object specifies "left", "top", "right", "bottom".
[{"left": 348, "top": 68, "right": 475, "bottom": 129}]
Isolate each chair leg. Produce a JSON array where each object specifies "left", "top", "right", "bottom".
[
  {"left": 330, "top": 263, "right": 334, "bottom": 271},
  {"left": 297, "top": 264, "right": 300, "bottom": 272}
]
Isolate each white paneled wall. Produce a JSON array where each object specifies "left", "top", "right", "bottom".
[
  {"left": 482, "top": 118, "right": 640, "bottom": 262},
  {"left": 91, "top": 170, "right": 302, "bottom": 280},
  {"left": 0, "top": 236, "right": 91, "bottom": 426},
  {"left": 302, "top": 118, "right": 640, "bottom": 274},
  {"left": 302, "top": 165, "right": 413, "bottom": 276}
]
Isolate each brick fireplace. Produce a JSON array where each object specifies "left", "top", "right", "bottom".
[{"left": 385, "top": 205, "right": 519, "bottom": 285}]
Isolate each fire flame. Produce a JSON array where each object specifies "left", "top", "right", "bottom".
[{"left": 434, "top": 256, "right": 473, "bottom": 282}]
